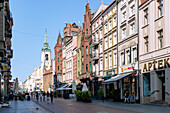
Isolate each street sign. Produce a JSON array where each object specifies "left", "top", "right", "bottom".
[{"left": 132, "top": 72, "right": 136, "bottom": 76}]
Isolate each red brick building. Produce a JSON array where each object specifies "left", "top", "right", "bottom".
[
  {"left": 80, "top": 1, "right": 93, "bottom": 91},
  {"left": 54, "top": 33, "right": 62, "bottom": 87}
]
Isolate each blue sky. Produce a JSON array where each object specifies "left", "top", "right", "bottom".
[{"left": 10, "top": 0, "right": 113, "bottom": 82}]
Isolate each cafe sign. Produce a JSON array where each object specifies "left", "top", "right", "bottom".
[
  {"left": 143, "top": 58, "right": 170, "bottom": 72},
  {"left": 107, "top": 70, "right": 115, "bottom": 76}
]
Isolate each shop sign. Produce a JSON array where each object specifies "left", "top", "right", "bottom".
[
  {"left": 107, "top": 70, "right": 115, "bottom": 76},
  {"left": 143, "top": 58, "right": 170, "bottom": 72}
]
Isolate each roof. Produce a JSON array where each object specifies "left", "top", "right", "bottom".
[{"left": 42, "top": 30, "right": 51, "bottom": 52}]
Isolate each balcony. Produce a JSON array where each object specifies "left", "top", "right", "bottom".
[
  {"left": 92, "top": 39, "right": 99, "bottom": 46},
  {"left": 92, "top": 53, "right": 99, "bottom": 61}
]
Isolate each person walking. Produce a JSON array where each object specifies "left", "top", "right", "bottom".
[
  {"left": 47, "top": 91, "right": 49, "bottom": 103},
  {"left": 36, "top": 92, "right": 39, "bottom": 102},
  {"left": 50, "top": 91, "right": 54, "bottom": 103},
  {"left": 124, "top": 90, "right": 129, "bottom": 103},
  {"left": 43, "top": 91, "right": 46, "bottom": 101}
]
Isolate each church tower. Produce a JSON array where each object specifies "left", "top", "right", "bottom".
[{"left": 41, "top": 30, "right": 51, "bottom": 74}]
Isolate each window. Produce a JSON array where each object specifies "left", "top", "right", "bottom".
[
  {"left": 105, "top": 24, "right": 107, "bottom": 33},
  {"left": 105, "top": 54, "right": 108, "bottom": 70},
  {"left": 130, "top": 23, "right": 135, "bottom": 35},
  {"left": 72, "top": 31, "right": 78, "bottom": 36},
  {"left": 121, "top": 52, "right": 125, "bottom": 65},
  {"left": 109, "top": 52, "right": 112, "bottom": 69},
  {"left": 89, "top": 63, "right": 91, "bottom": 72},
  {"left": 109, "top": 20, "right": 112, "bottom": 31},
  {"left": 100, "top": 29, "right": 102, "bottom": 40},
  {"left": 89, "top": 45, "right": 91, "bottom": 54},
  {"left": 144, "top": 36, "right": 149, "bottom": 53},
  {"left": 96, "top": 21, "right": 98, "bottom": 27},
  {"left": 58, "top": 53, "right": 59, "bottom": 56},
  {"left": 105, "top": 38, "right": 108, "bottom": 50},
  {"left": 82, "top": 64, "right": 84, "bottom": 73},
  {"left": 96, "top": 32, "right": 98, "bottom": 42},
  {"left": 113, "top": 17, "right": 116, "bottom": 28},
  {"left": 130, "top": 5, "right": 135, "bottom": 16},
  {"left": 114, "top": 53, "right": 117, "bottom": 67},
  {"left": 158, "top": 0, "right": 163, "bottom": 17},
  {"left": 100, "top": 43, "right": 103, "bottom": 53},
  {"left": 45, "top": 54, "right": 48, "bottom": 61},
  {"left": 144, "top": 8, "right": 148, "bottom": 25},
  {"left": 100, "top": 59, "right": 103, "bottom": 71},
  {"left": 85, "top": 29, "right": 88, "bottom": 36},
  {"left": 158, "top": 29, "right": 163, "bottom": 49},
  {"left": 143, "top": 74, "right": 151, "bottom": 96},
  {"left": 86, "top": 46, "right": 88, "bottom": 55},
  {"left": 122, "top": 11, "right": 126, "bottom": 22},
  {"left": 64, "top": 32, "right": 67, "bottom": 37},
  {"left": 109, "top": 35, "right": 112, "bottom": 48},
  {"left": 58, "top": 66, "right": 59, "bottom": 71},
  {"left": 133, "top": 48, "right": 137, "bottom": 62},
  {"left": 58, "top": 58, "right": 59, "bottom": 62},
  {"left": 122, "top": 28, "right": 126, "bottom": 40},
  {"left": 113, "top": 32, "right": 117, "bottom": 45},
  {"left": 127, "top": 50, "right": 131, "bottom": 64},
  {"left": 86, "top": 64, "right": 88, "bottom": 72}
]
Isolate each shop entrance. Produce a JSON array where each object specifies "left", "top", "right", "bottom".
[{"left": 157, "top": 71, "right": 165, "bottom": 101}]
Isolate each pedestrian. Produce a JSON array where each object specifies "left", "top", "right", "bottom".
[
  {"left": 50, "top": 91, "right": 54, "bottom": 103},
  {"left": 124, "top": 90, "right": 129, "bottom": 103},
  {"left": 36, "top": 92, "right": 39, "bottom": 101},
  {"left": 40, "top": 92, "right": 42, "bottom": 101},
  {"left": 43, "top": 91, "right": 46, "bottom": 101},
  {"left": 47, "top": 91, "right": 49, "bottom": 103}
]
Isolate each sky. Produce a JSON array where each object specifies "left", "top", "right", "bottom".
[{"left": 10, "top": 0, "right": 114, "bottom": 82}]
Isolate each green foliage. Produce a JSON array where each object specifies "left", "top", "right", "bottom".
[
  {"left": 98, "top": 89, "right": 104, "bottom": 98},
  {"left": 74, "top": 90, "right": 92, "bottom": 102}
]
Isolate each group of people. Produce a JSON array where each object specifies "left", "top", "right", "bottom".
[{"left": 34, "top": 91, "right": 54, "bottom": 103}]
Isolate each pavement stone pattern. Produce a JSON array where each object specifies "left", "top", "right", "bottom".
[
  {"left": 0, "top": 100, "right": 52, "bottom": 113},
  {"left": 32, "top": 98, "right": 139, "bottom": 113}
]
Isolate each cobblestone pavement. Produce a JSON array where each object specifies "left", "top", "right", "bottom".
[
  {"left": 92, "top": 100, "right": 170, "bottom": 113},
  {"left": 0, "top": 100, "right": 52, "bottom": 113},
  {"left": 32, "top": 98, "right": 139, "bottom": 113}
]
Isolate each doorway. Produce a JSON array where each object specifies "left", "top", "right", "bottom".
[{"left": 157, "top": 71, "right": 165, "bottom": 101}]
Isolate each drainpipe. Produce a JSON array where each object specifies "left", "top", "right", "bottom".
[{"left": 137, "top": 0, "right": 140, "bottom": 103}]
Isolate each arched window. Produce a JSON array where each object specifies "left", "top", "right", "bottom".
[{"left": 45, "top": 54, "right": 48, "bottom": 61}]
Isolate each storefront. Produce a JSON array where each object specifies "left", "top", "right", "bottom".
[
  {"left": 140, "top": 57, "right": 170, "bottom": 105},
  {"left": 102, "top": 63, "right": 139, "bottom": 102}
]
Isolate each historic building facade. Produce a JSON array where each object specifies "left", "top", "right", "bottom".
[
  {"left": 139, "top": 0, "right": 170, "bottom": 105},
  {"left": 117, "top": 0, "right": 139, "bottom": 101},
  {"left": 91, "top": 1, "right": 108, "bottom": 96},
  {"left": 54, "top": 33, "right": 62, "bottom": 87},
  {"left": 80, "top": 1, "right": 93, "bottom": 91}
]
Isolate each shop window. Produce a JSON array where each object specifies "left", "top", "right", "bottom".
[{"left": 143, "top": 74, "right": 151, "bottom": 96}]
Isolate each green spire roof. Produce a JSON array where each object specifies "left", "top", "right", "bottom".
[{"left": 42, "top": 30, "right": 51, "bottom": 52}]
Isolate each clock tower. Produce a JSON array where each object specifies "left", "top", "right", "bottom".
[{"left": 41, "top": 30, "right": 51, "bottom": 74}]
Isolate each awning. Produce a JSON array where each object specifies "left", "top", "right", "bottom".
[
  {"left": 102, "top": 74, "right": 117, "bottom": 80},
  {"left": 102, "top": 72, "right": 132, "bottom": 84}
]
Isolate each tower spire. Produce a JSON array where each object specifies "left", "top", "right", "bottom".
[
  {"left": 45, "top": 29, "right": 48, "bottom": 43},
  {"left": 42, "top": 29, "right": 51, "bottom": 52}
]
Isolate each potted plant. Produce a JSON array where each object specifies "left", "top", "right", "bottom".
[{"left": 98, "top": 89, "right": 104, "bottom": 100}]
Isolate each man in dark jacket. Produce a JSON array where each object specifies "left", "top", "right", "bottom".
[{"left": 50, "top": 91, "right": 54, "bottom": 102}]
